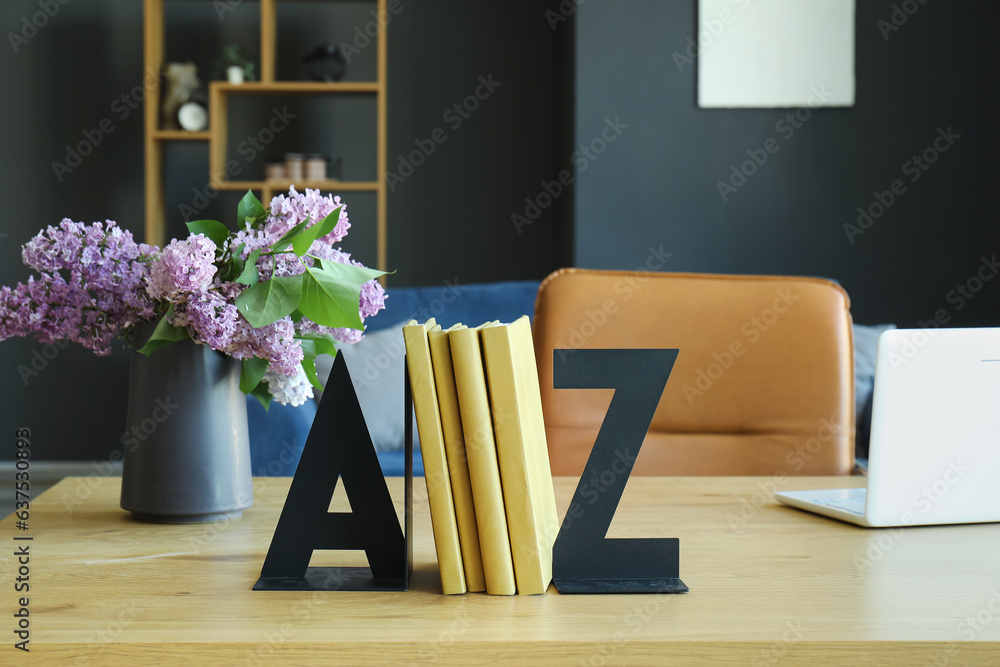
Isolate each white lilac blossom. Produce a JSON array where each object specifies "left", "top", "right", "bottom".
[{"left": 261, "top": 367, "right": 314, "bottom": 407}]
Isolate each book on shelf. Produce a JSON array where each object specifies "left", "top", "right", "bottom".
[
  {"left": 480, "top": 316, "right": 560, "bottom": 595},
  {"left": 427, "top": 324, "right": 487, "bottom": 593},
  {"left": 402, "top": 319, "right": 466, "bottom": 595},
  {"left": 449, "top": 322, "right": 517, "bottom": 595}
]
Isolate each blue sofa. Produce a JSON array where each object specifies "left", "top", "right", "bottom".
[
  {"left": 247, "top": 278, "right": 888, "bottom": 477},
  {"left": 247, "top": 280, "right": 543, "bottom": 477}
]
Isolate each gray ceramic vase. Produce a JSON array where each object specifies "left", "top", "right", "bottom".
[{"left": 120, "top": 322, "right": 254, "bottom": 523}]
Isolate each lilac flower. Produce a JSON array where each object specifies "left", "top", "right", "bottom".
[
  {"left": 1, "top": 187, "right": 385, "bottom": 407},
  {"left": 147, "top": 234, "right": 218, "bottom": 302},
  {"left": 268, "top": 186, "right": 350, "bottom": 245},
  {"left": 0, "top": 220, "right": 157, "bottom": 356},
  {"left": 261, "top": 367, "right": 314, "bottom": 407}
]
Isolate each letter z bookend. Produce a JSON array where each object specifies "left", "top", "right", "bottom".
[
  {"left": 551, "top": 349, "right": 688, "bottom": 594},
  {"left": 253, "top": 352, "right": 413, "bottom": 592}
]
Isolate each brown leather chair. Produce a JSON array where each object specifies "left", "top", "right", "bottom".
[{"left": 533, "top": 269, "right": 855, "bottom": 476}]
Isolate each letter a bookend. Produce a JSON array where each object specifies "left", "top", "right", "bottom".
[
  {"left": 253, "top": 351, "right": 413, "bottom": 592},
  {"left": 551, "top": 349, "right": 688, "bottom": 594}
]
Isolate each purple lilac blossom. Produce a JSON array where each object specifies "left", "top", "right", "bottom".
[
  {"left": 0, "top": 220, "right": 157, "bottom": 355},
  {"left": 147, "top": 234, "right": 218, "bottom": 302},
  {"left": 268, "top": 186, "right": 350, "bottom": 244}
]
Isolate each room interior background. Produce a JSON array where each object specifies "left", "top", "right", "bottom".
[{"left": 1, "top": 0, "right": 997, "bottom": 462}]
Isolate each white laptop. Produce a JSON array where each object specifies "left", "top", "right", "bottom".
[{"left": 775, "top": 327, "right": 1000, "bottom": 527}]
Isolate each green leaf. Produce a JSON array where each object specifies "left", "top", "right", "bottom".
[
  {"left": 270, "top": 219, "right": 311, "bottom": 254},
  {"left": 249, "top": 382, "right": 273, "bottom": 411},
  {"left": 290, "top": 206, "right": 343, "bottom": 256},
  {"left": 309, "top": 256, "right": 386, "bottom": 285},
  {"left": 237, "top": 190, "right": 265, "bottom": 227},
  {"left": 298, "top": 266, "right": 365, "bottom": 330},
  {"left": 297, "top": 338, "right": 317, "bottom": 359},
  {"left": 223, "top": 242, "right": 246, "bottom": 283},
  {"left": 235, "top": 248, "right": 261, "bottom": 286},
  {"left": 311, "top": 206, "right": 344, "bottom": 242},
  {"left": 235, "top": 275, "right": 303, "bottom": 327},
  {"left": 239, "top": 357, "right": 269, "bottom": 394},
  {"left": 299, "top": 333, "right": 338, "bottom": 357},
  {"left": 301, "top": 358, "right": 324, "bottom": 391},
  {"left": 137, "top": 312, "right": 190, "bottom": 356},
  {"left": 185, "top": 220, "right": 230, "bottom": 250}
]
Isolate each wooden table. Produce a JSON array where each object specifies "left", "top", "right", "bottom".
[{"left": 4, "top": 476, "right": 1000, "bottom": 665}]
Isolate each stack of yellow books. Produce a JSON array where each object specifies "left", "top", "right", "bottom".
[{"left": 403, "top": 316, "right": 559, "bottom": 595}]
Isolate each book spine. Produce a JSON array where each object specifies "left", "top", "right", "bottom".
[
  {"left": 428, "top": 328, "right": 487, "bottom": 592},
  {"left": 403, "top": 322, "right": 467, "bottom": 594},
  {"left": 449, "top": 326, "right": 516, "bottom": 595},
  {"left": 481, "top": 317, "right": 560, "bottom": 595}
]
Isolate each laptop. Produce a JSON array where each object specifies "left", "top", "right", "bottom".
[{"left": 775, "top": 327, "right": 1000, "bottom": 527}]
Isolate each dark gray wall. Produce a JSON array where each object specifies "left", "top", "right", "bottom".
[
  {"left": 0, "top": 0, "right": 562, "bottom": 461},
  {"left": 574, "top": 0, "right": 1000, "bottom": 327}
]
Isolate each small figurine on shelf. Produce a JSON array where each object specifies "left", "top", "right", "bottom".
[
  {"left": 213, "top": 44, "right": 256, "bottom": 84},
  {"left": 303, "top": 44, "right": 347, "bottom": 82},
  {"left": 161, "top": 62, "right": 203, "bottom": 130}
]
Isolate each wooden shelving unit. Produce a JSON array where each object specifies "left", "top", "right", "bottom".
[{"left": 143, "top": 0, "right": 388, "bottom": 273}]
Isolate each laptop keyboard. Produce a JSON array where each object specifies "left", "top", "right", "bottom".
[{"left": 815, "top": 496, "right": 867, "bottom": 516}]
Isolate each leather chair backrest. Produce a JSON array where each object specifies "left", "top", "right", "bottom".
[{"left": 533, "top": 269, "right": 855, "bottom": 476}]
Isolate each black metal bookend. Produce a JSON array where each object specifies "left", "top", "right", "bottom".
[
  {"left": 253, "top": 351, "right": 413, "bottom": 592},
  {"left": 551, "top": 348, "right": 688, "bottom": 594}
]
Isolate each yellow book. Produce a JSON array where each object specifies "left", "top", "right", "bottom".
[
  {"left": 480, "top": 316, "right": 560, "bottom": 595},
  {"left": 402, "top": 319, "right": 466, "bottom": 595},
  {"left": 428, "top": 325, "right": 487, "bottom": 592},
  {"left": 449, "top": 323, "right": 517, "bottom": 595}
]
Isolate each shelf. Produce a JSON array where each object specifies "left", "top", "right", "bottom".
[
  {"left": 153, "top": 130, "right": 210, "bottom": 141},
  {"left": 145, "top": 0, "right": 388, "bottom": 274},
  {"left": 211, "top": 81, "right": 380, "bottom": 95},
  {"left": 213, "top": 180, "right": 379, "bottom": 192}
]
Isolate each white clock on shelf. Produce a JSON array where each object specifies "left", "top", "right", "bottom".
[{"left": 177, "top": 101, "right": 208, "bottom": 132}]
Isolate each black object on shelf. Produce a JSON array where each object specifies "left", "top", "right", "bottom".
[
  {"left": 303, "top": 44, "right": 347, "bottom": 82},
  {"left": 253, "top": 351, "right": 412, "bottom": 592},
  {"left": 550, "top": 348, "right": 688, "bottom": 594}
]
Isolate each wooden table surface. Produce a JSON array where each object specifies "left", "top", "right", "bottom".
[{"left": 3, "top": 475, "right": 1000, "bottom": 665}]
